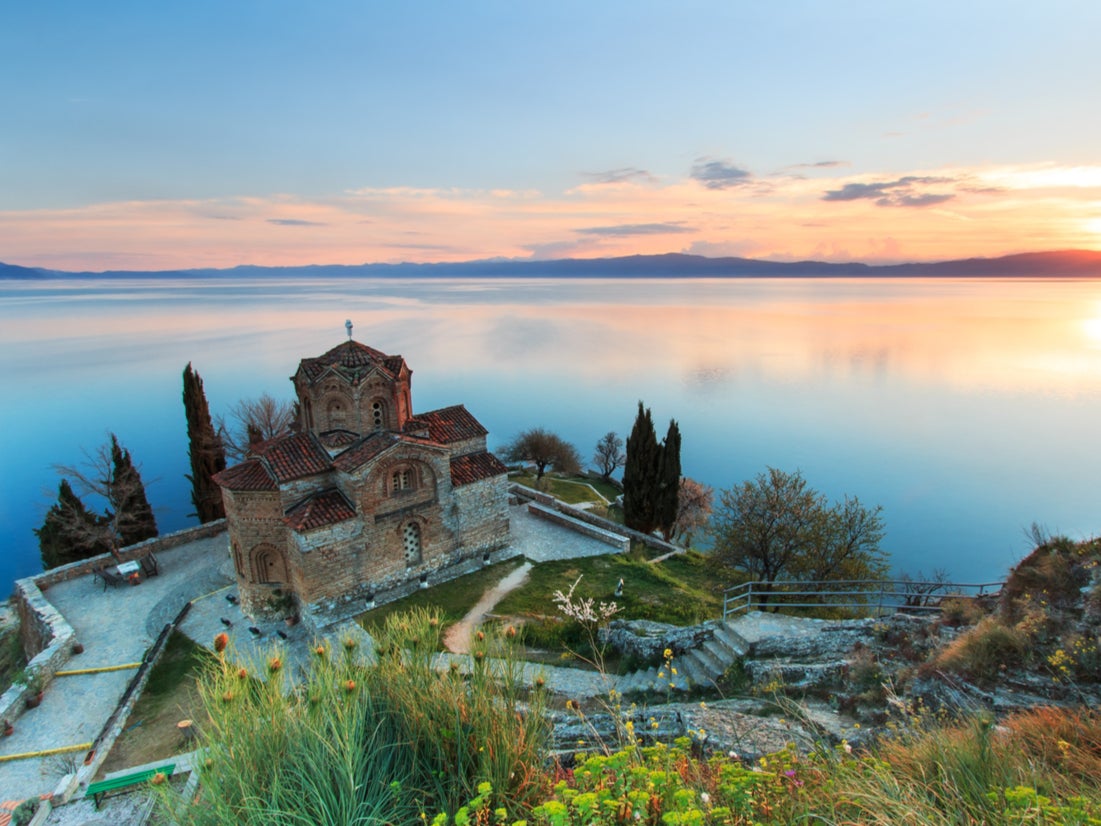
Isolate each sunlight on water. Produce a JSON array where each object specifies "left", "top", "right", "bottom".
[{"left": 3, "top": 275, "right": 1101, "bottom": 589}]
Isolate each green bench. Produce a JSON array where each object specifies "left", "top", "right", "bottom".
[{"left": 85, "top": 763, "right": 175, "bottom": 808}]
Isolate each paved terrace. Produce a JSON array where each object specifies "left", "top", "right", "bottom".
[{"left": 0, "top": 501, "right": 621, "bottom": 802}]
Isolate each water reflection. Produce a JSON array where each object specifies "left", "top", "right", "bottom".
[{"left": 2, "top": 276, "right": 1100, "bottom": 589}]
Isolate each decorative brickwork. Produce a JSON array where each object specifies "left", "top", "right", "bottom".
[{"left": 215, "top": 336, "right": 511, "bottom": 629}]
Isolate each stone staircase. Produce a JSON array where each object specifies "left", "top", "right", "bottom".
[{"left": 616, "top": 621, "right": 750, "bottom": 695}]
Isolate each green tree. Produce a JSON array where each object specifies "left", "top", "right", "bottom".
[
  {"left": 53, "top": 433, "right": 159, "bottom": 558},
  {"left": 183, "top": 363, "right": 226, "bottom": 522},
  {"left": 110, "top": 434, "right": 159, "bottom": 546},
  {"left": 623, "top": 402, "right": 661, "bottom": 534},
  {"left": 502, "top": 427, "right": 581, "bottom": 482},
  {"left": 657, "top": 419, "right": 681, "bottom": 540},
  {"left": 35, "top": 479, "right": 111, "bottom": 569},
  {"left": 710, "top": 467, "right": 887, "bottom": 604}
]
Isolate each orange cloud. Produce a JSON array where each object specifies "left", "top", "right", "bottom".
[{"left": 2, "top": 163, "right": 1100, "bottom": 271}]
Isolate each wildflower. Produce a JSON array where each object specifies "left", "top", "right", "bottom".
[
  {"left": 315, "top": 645, "right": 327, "bottom": 657},
  {"left": 842, "top": 741, "right": 852, "bottom": 754},
  {"left": 505, "top": 625, "right": 517, "bottom": 638},
  {"left": 476, "top": 630, "right": 486, "bottom": 641},
  {"left": 236, "top": 667, "right": 248, "bottom": 680},
  {"left": 343, "top": 637, "right": 357, "bottom": 651},
  {"left": 267, "top": 656, "right": 282, "bottom": 673},
  {"left": 534, "top": 676, "right": 546, "bottom": 688},
  {"left": 699, "top": 701, "right": 707, "bottom": 708},
  {"left": 344, "top": 679, "right": 357, "bottom": 692},
  {"left": 221, "top": 691, "right": 234, "bottom": 703},
  {"left": 214, "top": 632, "right": 228, "bottom": 653},
  {"left": 474, "top": 650, "right": 485, "bottom": 661},
  {"left": 450, "top": 661, "right": 460, "bottom": 672},
  {"left": 428, "top": 617, "right": 439, "bottom": 627},
  {"left": 728, "top": 750, "right": 739, "bottom": 760},
  {"left": 663, "top": 648, "right": 673, "bottom": 660},
  {"left": 700, "top": 792, "right": 711, "bottom": 806},
  {"left": 150, "top": 772, "right": 167, "bottom": 786}
]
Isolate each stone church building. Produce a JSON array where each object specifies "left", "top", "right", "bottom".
[{"left": 214, "top": 334, "right": 512, "bottom": 628}]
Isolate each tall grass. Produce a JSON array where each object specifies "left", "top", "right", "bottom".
[{"left": 162, "top": 609, "right": 550, "bottom": 824}]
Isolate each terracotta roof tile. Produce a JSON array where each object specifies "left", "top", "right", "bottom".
[
  {"left": 283, "top": 489, "right": 357, "bottom": 532},
  {"left": 415, "top": 405, "right": 488, "bottom": 444},
  {"left": 258, "top": 432, "right": 332, "bottom": 482},
  {"left": 318, "top": 429, "right": 360, "bottom": 450},
  {"left": 213, "top": 460, "right": 277, "bottom": 492},
  {"left": 450, "top": 452, "right": 508, "bottom": 487},
  {"left": 332, "top": 432, "right": 398, "bottom": 472}
]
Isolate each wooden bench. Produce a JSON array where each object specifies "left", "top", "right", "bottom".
[
  {"left": 92, "top": 566, "right": 124, "bottom": 590},
  {"left": 85, "top": 763, "right": 174, "bottom": 808}
]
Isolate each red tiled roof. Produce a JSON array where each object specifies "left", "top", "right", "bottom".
[
  {"left": 283, "top": 489, "right": 357, "bottom": 532},
  {"left": 450, "top": 452, "right": 508, "bottom": 487},
  {"left": 414, "top": 405, "right": 487, "bottom": 444},
  {"left": 318, "top": 429, "right": 360, "bottom": 450},
  {"left": 297, "top": 340, "right": 405, "bottom": 384},
  {"left": 258, "top": 432, "right": 332, "bottom": 482},
  {"left": 332, "top": 431, "right": 398, "bottom": 472},
  {"left": 213, "top": 460, "right": 277, "bottom": 492}
]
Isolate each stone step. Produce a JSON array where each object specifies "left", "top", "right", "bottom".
[
  {"left": 691, "top": 642, "right": 727, "bottom": 675},
  {"left": 676, "top": 649, "right": 709, "bottom": 686},
  {"left": 702, "top": 638, "right": 739, "bottom": 670},
  {"left": 715, "top": 622, "right": 751, "bottom": 656}
]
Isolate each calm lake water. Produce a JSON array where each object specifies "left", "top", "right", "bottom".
[{"left": 3, "top": 275, "right": 1101, "bottom": 591}]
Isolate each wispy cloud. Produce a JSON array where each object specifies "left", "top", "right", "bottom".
[
  {"left": 581, "top": 167, "right": 655, "bottom": 185},
  {"left": 267, "top": 218, "right": 327, "bottom": 226},
  {"left": 575, "top": 222, "right": 694, "bottom": 237},
  {"left": 823, "top": 176, "right": 955, "bottom": 207},
  {"left": 789, "top": 160, "right": 849, "bottom": 170},
  {"left": 690, "top": 158, "right": 752, "bottom": 190}
]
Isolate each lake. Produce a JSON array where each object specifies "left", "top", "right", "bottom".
[{"left": 3, "top": 275, "right": 1101, "bottom": 591}]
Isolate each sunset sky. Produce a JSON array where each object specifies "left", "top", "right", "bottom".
[{"left": 3, "top": 1, "right": 1101, "bottom": 272}]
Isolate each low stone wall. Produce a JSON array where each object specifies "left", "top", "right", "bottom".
[
  {"left": 2, "top": 579, "right": 76, "bottom": 728},
  {"left": 510, "top": 484, "right": 681, "bottom": 556},
  {"left": 527, "top": 503, "right": 630, "bottom": 552},
  {"left": 305, "top": 542, "right": 522, "bottom": 631},
  {"left": 33, "top": 520, "right": 227, "bottom": 590}
]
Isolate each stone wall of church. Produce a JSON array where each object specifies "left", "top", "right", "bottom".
[
  {"left": 447, "top": 434, "right": 488, "bottom": 458},
  {"left": 223, "top": 488, "right": 292, "bottom": 618},
  {"left": 453, "top": 475, "right": 511, "bottom": 554}
]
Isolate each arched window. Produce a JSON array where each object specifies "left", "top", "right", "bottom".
[
  {"left": 391, "top": 468, "right": 411, "bottom": 492},
  {"left": 372, "top": 400, "right": 385, "bottom": 431},
  {"left": 327, "top": 397, "right": 348, "bottom": 429},
  {"left": 403, "top": 522, "right": 423, "bottom": 566},
  {"left": 251, "top": 543, "right": 288, "bottom": 584}
]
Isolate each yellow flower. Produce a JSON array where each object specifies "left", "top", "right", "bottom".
[{"left": 663, "top": 648, "right": 673, "bottom": 660}]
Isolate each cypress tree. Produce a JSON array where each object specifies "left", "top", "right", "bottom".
[
  {"left": 657, "top": 419, "right": 682, "bottom": 540},
  {"left": 623, "top": 401, "right": 661, "bottom": 534},
  {"left": 183, "top": 362, "right": 227, "bottom": 522},
  {"left": 35, "top": 479, "right": 111, "bottom": 569},
  {"left": 110, "top": 434, "right": 159, "bottom": 547}
]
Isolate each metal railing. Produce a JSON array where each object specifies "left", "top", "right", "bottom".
[{"left": 721, "top": 579, "right": 1004, "bottom": 620}]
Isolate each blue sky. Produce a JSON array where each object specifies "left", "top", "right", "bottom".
[{"left": 3, "top": 1, "right": 1101, "bottom": 269}]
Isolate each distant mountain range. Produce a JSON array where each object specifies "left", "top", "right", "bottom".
[{"left": 4, "top": 249, "right": 1101, "bottom": 280}]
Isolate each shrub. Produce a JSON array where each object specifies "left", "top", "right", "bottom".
[
  {"left": 930, "top": 617, "right": 1028, "bottom": 683},
  {"left": 162, "top": 609, "right": 551, "bottom": 823}
]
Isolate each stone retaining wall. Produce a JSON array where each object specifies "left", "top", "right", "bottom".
[
  {"left": 32, "top": 520, "right": 227, "bottom": 590},
  {"left": 509, "top": 484, "right": 681, "bottom": 556},
  {"left": 526, "top": 503, "right": 629, "bottom": 552},
  {"left": 2, "top": 579, "right": 76, "bottom": 729}
]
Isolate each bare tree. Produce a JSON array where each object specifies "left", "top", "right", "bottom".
[
  {"left": 216, "top": 393, "right": 297, "bottom": 461},
  {"left": 592, "top": 431, "right": 626, "bottom": 481},
  {"left": 673, "top": 476, "right": 713, "bottom": 547},
  {"left": 502, "top": 428, "right": 581, "bottom": 482},
  {"left": 52, "top": 434, "right": 158, "bottom": 560}
]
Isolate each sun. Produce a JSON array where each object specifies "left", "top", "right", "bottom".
[{"left": 1085, "top": 217, "right": 1101, "bottom": 237}]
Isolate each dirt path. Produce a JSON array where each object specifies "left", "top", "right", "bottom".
[{"left": 443, "top": 561, "right": 533, "bottom": 653}]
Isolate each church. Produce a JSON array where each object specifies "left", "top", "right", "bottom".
[{"left": 214, "top": 327, "right": 512, "bottom": 629}]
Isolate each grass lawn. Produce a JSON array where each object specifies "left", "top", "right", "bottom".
[
  {"left": 496, "top": 550, "right": 722, "bottom": 626},
  {"left": 509, "top": 472, "right": 618, "bottom": 507},
  {"left": 356, "top": 558, "right": 526, "bottom": 637},
  {"left": 99, "top": 630, "right": 212, "bottom": 776}
]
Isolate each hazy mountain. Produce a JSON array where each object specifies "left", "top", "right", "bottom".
[{"left": 3, "top": 249, "right": 1101, "bottom": 280}]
